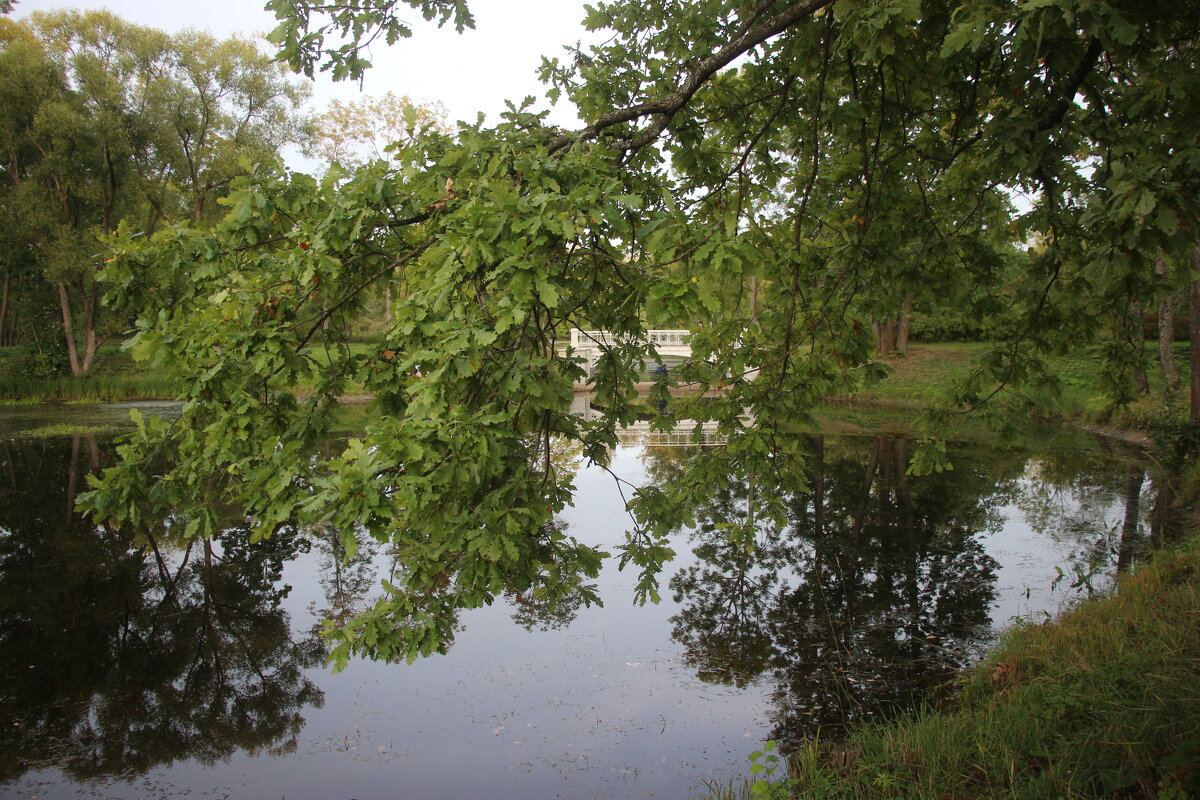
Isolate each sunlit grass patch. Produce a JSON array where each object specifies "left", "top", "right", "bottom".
[
  {"left": 850, "top": 343, "right": 988, "bottom": 407},
  {"left": 851, "top": 341, "right": 1193, "bottom": 426},
  {"left": 18, "top": 423, "right": 119, "bottom": 438}
]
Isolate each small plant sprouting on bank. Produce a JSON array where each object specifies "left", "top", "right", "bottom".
[
  {"left": 748, "top": 740, "right": 796, "bottom": 800},
  {"left": 1051, "top": 561, "right": 1103, "bottom": 597}
]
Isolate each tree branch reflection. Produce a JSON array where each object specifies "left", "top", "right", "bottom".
[{"left": 0, "top": 437, "right": 325, "bottom": 783}]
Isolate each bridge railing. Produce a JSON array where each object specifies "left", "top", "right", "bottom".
[
  {"left": 569, "top": 329, "right": 691, "bottom": 349},
  {"left": 647, "top": 330, "right": 691, "bottom": 347},
  {"left": 616, "top": 429, "right": 728, "bottom": 447}
]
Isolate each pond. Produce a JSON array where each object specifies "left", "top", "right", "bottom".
[{"left": 0, "top": 405, "right": 1160, "bottom": 799}]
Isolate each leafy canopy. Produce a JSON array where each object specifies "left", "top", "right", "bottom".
[{"left": 84, "top": 0, "right": 1200, "bottom": 667}]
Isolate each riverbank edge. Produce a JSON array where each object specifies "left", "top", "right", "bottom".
[{"left": 721, "top": 508, "right": 1200, "bottom": 799}]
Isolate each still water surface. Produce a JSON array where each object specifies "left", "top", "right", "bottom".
[{"left": 0, "top": 407, "right": 1153, "bottom": 799}]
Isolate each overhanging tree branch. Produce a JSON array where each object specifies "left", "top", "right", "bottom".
[{"left": 547, "top": 0, "right": 835, "bottom": 155}]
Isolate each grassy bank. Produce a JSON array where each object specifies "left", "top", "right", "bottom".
[
  {"left": 707, "top": 520, "right": 1200, "bottom": 800},
  {"left": 0, "top": 373, "right": 181, "bottom": 404},
  {"left": 783, "top": 529, "right": 1199, "bottom": 799},
  {"left": 0, "top": 340, "right": 382, "bottom": 403},
  {"left": 2, "top": 339, "right": 1188, "bottom": 416},
  {"left": 0, "top": 341, "right": 179, "bottom": 403},
  {"left": 849, "top": 341, "right": 1193, "bottom": 426}
]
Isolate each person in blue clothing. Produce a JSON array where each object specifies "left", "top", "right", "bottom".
[{"left": 653, "top": 362, "right": 669, "bottom": 411}]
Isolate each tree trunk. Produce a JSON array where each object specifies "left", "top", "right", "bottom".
[
  {"left": 1156, "top": 257, "right": 1181, "bottom": 394},
  {"left": 57, "top": 282, "right": 83, "bottom": 376},
  {"left": 896, "top": 291, "right": 913, "bottom": 357},
  {"left": 56, "top": 281, "right": 104, "bottom": 376},
  {"left": 0, "top": 270, "right": 10, "bottom": 347},
  {"left": 1130, "top": 302, "right": 1149, "bottom": 395},
  {"left": 874, "top": 295, "right": 912, "bottom": 357},
  {"left": 875, "top": 319, "right": 897, "bottom": 355},
  {"left": 0, "top": 270, "right": 7, "bottom": 343},
  {"left": 80, "top": 282, "right": 101, "bottom": 374},
  {"left": 1191, "top": 251, "right": 1200, "bottom": 421}
]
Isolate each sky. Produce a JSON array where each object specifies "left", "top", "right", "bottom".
[{"left": 14, "top": 0, "right": 599, "bottom": 140}]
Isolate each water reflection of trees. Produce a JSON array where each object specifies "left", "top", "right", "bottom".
[
  {"left": 1010, "top": 434, "right": 1154, "bottom": 594},
  {"left": 308, "top": 522, "right": 382, "bottom": 625},
  {"left": 0, "top": 427, "right": 1162, "bottom": 781},
  {"left": 652, "top": 433, "right": 1150, "bottom": 750},
  {"left": 0, "top": 437, "right": 325, "bottom": 784}
]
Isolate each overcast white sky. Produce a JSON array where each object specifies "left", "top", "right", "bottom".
[{"left": 14, "top": 0, "right": 597, "bottom": 133}]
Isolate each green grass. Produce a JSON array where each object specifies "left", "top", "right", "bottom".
[
  {"left": 18, "top": 422, "right": 120, "bottom": 437},
  {"left": 847, "top": 341, "right": 1194, "bottom": 428},
  {"left": 0, "top": 373, "right": 180, "bottom": 404},
  {"left": 0, "top": 341, "right": 181, "bottom": 403},
  {"left": 1, "top": 338, "right": 1191, "bottom": 432},
  {"left": 701, "top": 529, "right": 1200, "bottom": 800},
  {"left": 852, "top": 342, "right": 987, "bottom": 407}
]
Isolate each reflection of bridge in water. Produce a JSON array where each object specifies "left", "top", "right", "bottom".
[
  {"left": 613, "top": 421, "right": 728, "bottom": 447},
  {"left": 569, "top": 393, "right": 729, "bottom": 447}
]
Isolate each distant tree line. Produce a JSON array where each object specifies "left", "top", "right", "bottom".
[{"left": 0, "top": 9, "right": 307, "bottom": 374}]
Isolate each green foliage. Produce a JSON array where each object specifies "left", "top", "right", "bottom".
[
  {"left": 1149, "top": 410, "right": 1200, "bottom": 472},
  {"left": 83, "top": 0, "right": 1200, "bottom": 667},
  {"left": 0, "top": 10, "right": 308, "bottom": 374},
  {"left": 266, "top": 0, "right": 475, "bottom": 81},
  {"left": 10, "top": 335, "right": 69, "bottom": 379},
  {"left": 905, "top": 437, "right": 950, "bottom": 476},
  {"left": 85, "top": 111, "right": 644, "bottom": 663},
  {"left": 908, "top": 304, "right": 1019, "bottom": 343},
  {"left": 748, "top": 741, "right": 795, "bottom": 799}
]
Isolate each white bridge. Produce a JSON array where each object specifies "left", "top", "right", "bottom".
[
  {"left": 568, "top": 329, "right": 693, "bottom": 381},
  {"left": 569, "top": 328, "right": 693, "bottom": 356}
]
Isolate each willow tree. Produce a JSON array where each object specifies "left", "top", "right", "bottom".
[
  {"left": 0, "top": 11, "right": 306, "bottom": 374},
  {"left": 308, "top": 91, "right": 449, "bottom": 171},
  {"left": 85, "top": 0, "right": 1200, "bottom": 665}
]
